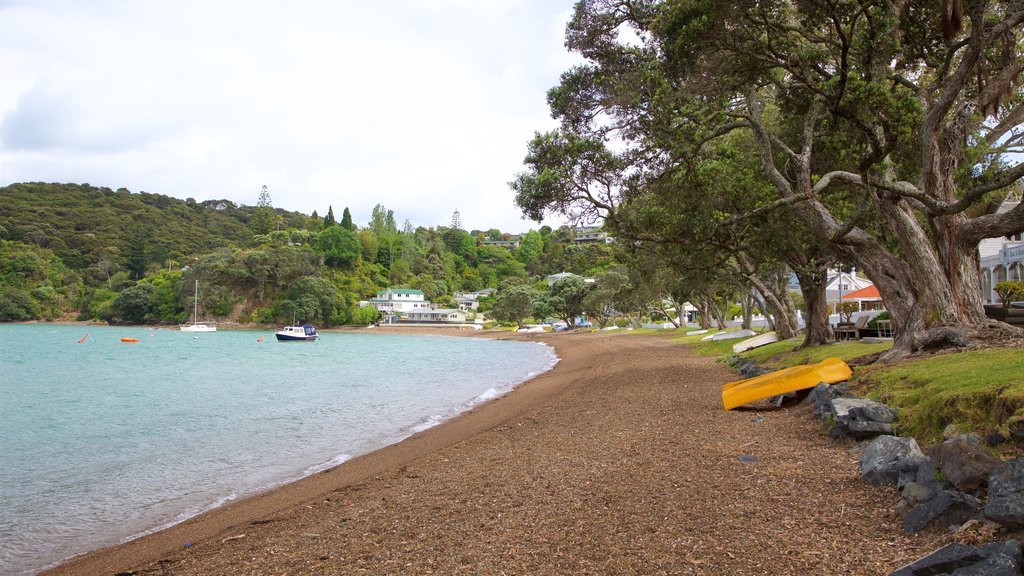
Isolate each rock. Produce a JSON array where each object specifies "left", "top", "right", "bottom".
[
  {"left": 929, "top": 438, "right": 1002, "bottom": 495},
  {"left": 847, "top": 420, "right": 896, "bottom": 438},
  {"left": 896, "top": 481, "right": 937, "bottom": 516},
  {"left": 984, "top": 432, "right": 1008, "bottom": 447},
  {"left": 902, "top": 489, "right": 983, "bottom": 532},
  {"left": 831, "top": 398, "right": 901, "bottom": 440},
  {"left": 984, "top": 458, "right": 1024, "bottom": 529},
  {"left": 889, "top": 540, "right": 1023, "bottom": 576},
  {"left": 849, "top": 402, "right": 899, "bottom": 424},
  {"left": 861, "top": 436, "right": 929, "bottom": 485},
  {"left": 807, "top": 382, "right": 850, "bottom": 420},
  {"left": 738, "top": 454, "right": 759, "bottom": 464}
]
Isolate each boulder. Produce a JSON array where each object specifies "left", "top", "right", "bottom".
[
  {"left": 902, "top": 490, "right": 983, "bottom": 533},
  {"left": 890, "top": 540, "right": 1022, "bottom": 576},
  {"left": 861, "top": 436, "right": 929, "bottom": 485},
  {"left": 806, "top": 382, "right": 851, "bottom": 420},
  {"left": 929, "top": 437, "right": 1002, "bottom": 495},
  {"left": 984, "top": 458, "right": 1024, "bottom": 529},
  {"left": 831, "top": 398, "right": 900, "bottom": 440}
]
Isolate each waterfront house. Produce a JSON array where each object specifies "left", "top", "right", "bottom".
[
  {"left": 367, "top": 288, "right": 431, "bottom": 315},
  {"left": 406, "top": 308, "right": 467, "bottom": 323}
]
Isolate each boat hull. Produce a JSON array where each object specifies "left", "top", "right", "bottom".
[
  {"left": 274, "top": 334, "right": 317, "bottom": 342},
  {"left": 274, "top": 325, "right": 318, "bottom": 341},
  {"left": 180, "top": 324, "right": 217, "bottom": 333},
  {"left": 722, "top": 357, "right": 852, "bottom": 410}
]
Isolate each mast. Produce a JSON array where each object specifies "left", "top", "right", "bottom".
[{"left": 193, "top": 280, "right": 199, "bottom": 325}]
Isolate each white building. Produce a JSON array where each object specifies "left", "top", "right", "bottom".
[
  {"left": 406, "top": 308, "right": 467, "bottom": 323},
  {"left": 825, "top": 268, "right": 874, "bottom": 305},
  {"left": 367, "top": 288, "right": 430, "bottom": 315},
  {"left": 979, "top": 191, "right": 1024, "bottom": 304}
]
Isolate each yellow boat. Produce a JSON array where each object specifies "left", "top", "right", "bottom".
[{"left": 722, "top": 357, "right": 852, "bottom": 410}]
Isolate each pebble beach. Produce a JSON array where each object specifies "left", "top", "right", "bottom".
[{"left": 43, "top": 330, "right": 953, "bottom": 575}]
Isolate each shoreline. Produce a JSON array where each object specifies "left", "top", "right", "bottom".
[
  {"left": 40, "top": 328, "right": 575, "bottom": 575},
  {"left": 41, "top": 330, "right": 950, "bottom": 575}
]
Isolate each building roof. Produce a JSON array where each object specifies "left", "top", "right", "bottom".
[
  {"left": 843, "top": 285, "right": 881, "bottom": 300},
  {"left": 376, "top": 288, "right": 424, "bottom": 296}
]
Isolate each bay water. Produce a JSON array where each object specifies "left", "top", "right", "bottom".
[{"left": 0, "top": 325, "right": 556, "bottom": 575}]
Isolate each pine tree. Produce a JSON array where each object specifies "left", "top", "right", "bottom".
[
  {"left": 341, "top": 207, "right": 353, "bottom": 230},
  {"left": 324, "top": 206, "right": 336, "bottom": 227},
  {"left": 250, "top": 185, "right": 277, "bottom": 236}
]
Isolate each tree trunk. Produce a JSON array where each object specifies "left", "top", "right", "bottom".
[
  {"left": 794, "top": 266, "right": 833, "bottom": 347},
  {"left": 740, "top": 292, "right": 753, "bottom": 330},
  {"left": 747, "top": 273, "right": 800, "bottom": 339}
]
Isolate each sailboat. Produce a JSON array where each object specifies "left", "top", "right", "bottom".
[{"left": 179, "top": 280, "right": 217, "bottom": 332}]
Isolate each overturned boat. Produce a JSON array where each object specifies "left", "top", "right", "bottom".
[{"left": 722, "top": 357, "right": 852, "bottom": 410}]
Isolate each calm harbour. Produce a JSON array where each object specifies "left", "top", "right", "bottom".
[{"left": 0, "top": 325, "right": 556, "bottom": 575}]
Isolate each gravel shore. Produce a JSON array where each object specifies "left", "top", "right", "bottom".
[{"left": 44, "top": 331, "right": 951, "bottom": 575}]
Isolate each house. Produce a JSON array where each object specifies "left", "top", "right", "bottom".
[
  {"left": 367, "top": 288, "right": 431, "bottom": 315},
  {"left": 979, "top": 190, "right": 1023, "bottom": 304},
  {"left": 825, "top": 268, "right": 875, "bottom": 306},
  {"left": 841, "top": 284, "right": 885, "bottom": 312},
  {"left": 453, "top": 295, "right": 480, "bottom": 311},
  {"left": 572, "top": 225, "right": 609, "bottom": 243},
  {"left": 480, "top": 238, "right": 521, "bottom": 249},
  {"left": 545, "top": 272, "right": 596, "bottom": 287},
  {"left": 405, "top": 308, "right": 467, "bottom": 323}
]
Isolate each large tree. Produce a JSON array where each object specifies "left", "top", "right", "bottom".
[{"left": 517, "top": 0, "right": 1024, "bottom": 359}]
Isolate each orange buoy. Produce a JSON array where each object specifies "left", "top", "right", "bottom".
[{"left": 120, "top": 338, "right": 140, "bottom": 343}]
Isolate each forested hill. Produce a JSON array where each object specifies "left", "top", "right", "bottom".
[
  {"left": 0, "top": 182, "right": 312, "bottom": 269},
  {"left": 0, "top": 182, "right": 615, "bottom": 326}
]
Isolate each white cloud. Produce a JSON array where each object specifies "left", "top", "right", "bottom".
[{"left": 0, "top": 0, "right": 581, "bottom": 232}]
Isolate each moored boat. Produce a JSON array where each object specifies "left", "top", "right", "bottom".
[
  {"left": 180, "top": 280, "right": 217, "bottom": 332},
  {"left": 275, "top": 325, "right": 318, "bottom": 342}
]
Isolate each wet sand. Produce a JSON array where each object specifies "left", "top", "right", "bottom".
[{"left": 43, "top": 330, "right": 949, "bottom": 575}]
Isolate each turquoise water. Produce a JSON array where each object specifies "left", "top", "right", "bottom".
[{"left": 0, "top": 325, "right": 556, "bottom": 575}]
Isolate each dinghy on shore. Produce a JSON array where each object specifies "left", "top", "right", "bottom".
[{"left": 722, "top": 357, "right": 851, "bottom": 410}]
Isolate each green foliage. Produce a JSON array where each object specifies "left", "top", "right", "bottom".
[
  {"left": 0, "top": 286, "right": 38, "bottom": 320},
  {"left": 341, "top": 207, "right": 354, "bottom": 230},
  {"left": 106, "top": 283, "right": 156, "bottom": 322},
  {"left": 491, "top": 284, "right": 540, "bottom": 328},
  {"left": 315, "top": 227, "right": 361, "bottom": 269},
  {"left": 546, "top": 275, "right": 592, "bottom": 327},
  {"left": 994, "top": 281, "right": 1024, "bottom": 308},
  {"left": 250, "top": 185, "right": 277, "bottom": 236}
]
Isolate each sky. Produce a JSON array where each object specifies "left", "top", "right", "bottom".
[{"left": 0, "top": 0, "right": 581, "bottom": 233}]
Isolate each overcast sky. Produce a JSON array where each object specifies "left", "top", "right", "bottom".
[{"left": 0, "top": 0, "right": 580, "bottom": 233}]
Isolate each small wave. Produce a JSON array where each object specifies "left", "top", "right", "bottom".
[
  {"left": 302, "top": 453, "right": 352, "bottom": 476},
  {"left": 132, "top": 492, "right": 239, "bottom": 542},
  {"left": 409, "top": 415, "right": 444, "bottom": 433}
]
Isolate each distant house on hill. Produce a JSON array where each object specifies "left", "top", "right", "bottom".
[
  {"left": 572, "top": 225, "right": 609, "bottom": 243},
  {"left": 545, "top": 272, "right": 596, "bottom": 287},
  {"left": 366, "top": 288, "right": 430, "bottom": 315},
  {"left": 480, "top": 238, "right": 521, "bottom": 249},
  {"left": 979, "top": 190, "right": 1024, "bottom": 304}
]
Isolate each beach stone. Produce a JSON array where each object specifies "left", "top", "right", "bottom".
[
  {"left": 984, "top": 458, "right": 1024, "bottom": 529},
  {"left": 807, "top": 382, "right": 850, "bottom": 418},
  {"left": 896, "top": 481, "right": 937, "bottom": 516},
  {"left": 984, "top": 432, "right": 1008, "bottom": 447},
  {"left": 902, "top": 489, "right": 983, "bottom": 533},
  {"left": 929, "top": 438, "right": 1002, "bottom": 495},
  {"left": 861, "top": 435, "right": 928, "bottom": 485},
  {"left": 830, "top": 398, "right": 899, "bottom": 440},
  {"left": 889, "top": 540, "right": 1023, "bottom": 576}
]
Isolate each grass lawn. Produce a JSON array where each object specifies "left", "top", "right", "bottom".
[
  {"left": 855, "top": 348, "right": 1024, "bottom": 445},
  {"left": 677, "top": 330, "right": 1023, "bottom": 447}
]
